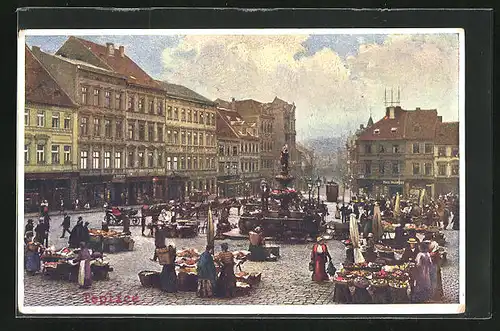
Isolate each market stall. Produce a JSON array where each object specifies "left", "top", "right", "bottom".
[
  {"left": 88, "top": 229, "right": 135, "bottom": 253},
  {"left": 381, "top": 222, "right": 446, "bottom": 246},
  {"left": 41, "top": 247, "right": 113, "bottom": 282}
]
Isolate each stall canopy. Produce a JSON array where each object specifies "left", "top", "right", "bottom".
[
  {"left": 349, "top": 213, "right": 365, "bottom": 264},
  {"left": 394, "top": 192, "right": 401, "bottom": 216},
  {"left": 372, "top": 204, "right": 383, "bottom": 242},
  {"left": 207, "top": 205, "right": 215, "bottom": 247}
]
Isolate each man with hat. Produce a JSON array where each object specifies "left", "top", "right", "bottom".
[
  {"left": 401, "top": 237, "right": 419, "bottom": 262},
  {"left": 60, "top": 213, "right": 71, "bottom": 238},
  {"left": 69, "top": 217, "right": 84, "bottom": 248}
]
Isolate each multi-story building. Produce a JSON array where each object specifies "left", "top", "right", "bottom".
[
  {"left": 158, "top": 81, "right": 218, "bottom": 200},
  {"left": 352, "top": 105, "right": 458, "bottom": 199},
  {"left": 267, "top": 97, "right": 298, "bottom": 175},
  {"left": 236, "top": 123, "right": 261, "bottom": 196},
  {"left": 434, "top": 121, "right": 459, "bottom": 196},
  {"left": 24, "top": 46, "right": 79, "bottom": 212}
]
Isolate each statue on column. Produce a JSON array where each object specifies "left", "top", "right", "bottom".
[{"left": 280, "top": 144, "right": 289, "bottom": 176}]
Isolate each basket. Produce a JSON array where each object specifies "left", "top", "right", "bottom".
[
  {"left": 369, "top": 279, "right": 388, "bottom": 288},
  {"left": 157, "top": 248, "right": 175, "bottom": 265},
  {"left": 138, "top": 270, "right": 161, "bottom": 287}
]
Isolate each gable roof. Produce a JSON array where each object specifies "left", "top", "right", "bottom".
[
  {"left": 157, "top": 81, "right": 213, "bottom": 104},
  {"left": 403, "top": 109, "right": 438, "bottom": 140},
  {"left": 357, "top": 112, "right": 407, "bottom": 141},
  {"left": 25, "top": 45, "right": 76, "bottom": 108},
  {"left": 68, "top": 37, "right": 161, "bottom": 90},
  {"left": 216, "top": 109, "right": 240, "bottom": 140},
  {"left": 435, "top": 121, "right": 459, "bottom": 145}
]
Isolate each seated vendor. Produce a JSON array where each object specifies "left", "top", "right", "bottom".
[
  {"left": 401, "top": 238, "right": 419, "bottom": 262},
  {"left": 248, "top": 227, "right": 268, "bottom": 261},
  {"left": 363, "top": 233, "right": 377, "bottom": 262}
]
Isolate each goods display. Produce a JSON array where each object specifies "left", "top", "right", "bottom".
[{"left": 88, "top": 228, "right": 134, "bottom": 253}]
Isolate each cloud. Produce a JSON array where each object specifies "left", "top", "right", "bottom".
[{"left": 160, "top": 33, "right": 459, "bottom": 141}]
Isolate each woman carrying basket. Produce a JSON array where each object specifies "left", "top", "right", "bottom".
[
  {"left": 159, "top": 242, "right": 177, "bottom": 293},
  {"left": 215, "top": 242, "right": 236, "bottom": 298}
]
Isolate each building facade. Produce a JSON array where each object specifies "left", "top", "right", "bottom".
[
  {"left": 24, "top": 46, "right": 79, "bottom": 212},
  {"left": 434, "top": 121, "right": 459, "bottom": 196}
]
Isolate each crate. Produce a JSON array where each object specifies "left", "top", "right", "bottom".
[{"left": 138, "top": 270, "right": 161, "bottom": 288}]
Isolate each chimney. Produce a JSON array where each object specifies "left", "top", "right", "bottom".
[
  {"left": 416, "top": 107, "right": 421, "bottom": 111},
  {"left": 386, "top": 106, "right": 395, "bottom": 119},
  {"left": 119, "top": 45, "right": 125, "bottom": 57},
  {"left": 438, "top": 116, "right": 442, "bottom": 122},
  {"left": 106, "top": 43, "right": 114, "bottom": 56},
  {"left": 231, "top": 98, "right": 236, "bottom": 110}
]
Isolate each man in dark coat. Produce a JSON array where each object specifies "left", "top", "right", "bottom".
[
  {"left": 122, "top": 215, "right": 131, "bottom": 235},
  {"left": 60, "top": 213, "right": 71, "bottom": 238},
  {"left": 34, "top": 218, "right": 47, "bottom": 246},
  {"left": 69, "top": 218, "right": 84, "bottom": 248},
  {"left": 82, "top": 222, "right": 90, "bottom": 244}
]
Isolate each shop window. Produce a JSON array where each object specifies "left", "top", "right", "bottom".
[{"left": 80, "top": 151, "right": 88, "bottom": 169}]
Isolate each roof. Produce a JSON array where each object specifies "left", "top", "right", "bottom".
[
  {"left": 157, "top": 81, "right": 213, "bottom": 104},
  {"left": 435, "top": 121, "right": 459, "bottom": 145},
  {"left": 68, "top": 37, "right": 161, "bottom": 90},
  {"left": 214, "top": 98, "right": 232, "bottom": 109},
  {"left": 357, "top": 111, "right": 407, "bottom": 141},
  {"left": 25, "top": 45, "right": 76, "bottom": 108},
  {"left": 216, "top": 109, "right": 240, "bottom": 140},
  {"left": 367, "top": 115, "right": 374, "bottom": 127},
  {"left": 403, "top": 109, "right": 438, "bottom": 140},
  {"left": 52, "top": 54, "right": 115, "bottom": 74},
  {"left": 270, "top": 96, "right": 295, "bottom": 111}
]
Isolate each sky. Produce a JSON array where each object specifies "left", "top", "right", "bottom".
[{"left": 26, "top": 33, "right": 460, "bottom": 142}]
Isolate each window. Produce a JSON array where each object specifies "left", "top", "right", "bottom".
[
  {"left": 200, "top": 111, "right": 204, "bottom": 124},
  {"left": 114, "top": 152, "right": 122, "bottom": 169},
  {"left": 138, "top": 123, "right": 145, "bottom": 141},
  {"left": 128, "top": 123, "right": 136, "bottom": 140},
  {"left": 104, "top": 119, "right": 111, "bottom": 138},
  {"left": 138, "top": 152, "right": 144, "bottom": 168},
  {"left": 157, "top": 126, "right": 163, "bottom": 142},
  {"left": 51, "top": 113, "right": 59, "bottom": 128},
  {"left": 233, "top": 146, "right": 238, "bottom": 156},
  {"left": 392, "top": 145, "right": 400, "bottom": 153},
  {"left": 158, "top": 152, "right": 163, "bottom": 167},
  {"left": 373, "top": 128, "right": 380, "bottom": 135},
  {"left": 451, "top": 163, "right": 459, "bottom": 176},
  {"left": 379, "top": 162, "right": 385, "bottom": 174},
  {"left": 173, "top": 131, "right": 178, "bottom": 144},
  {"left": 181, "top": 131, "right": 186, "bottom": 144},
  {"left": 116, "top": 120, "right": 122, "bottom": 139},
  {"left": 148, "top": 151, "right": 153, "bottom": 167},
  {"left": 206, "top": 157, "right": 209, "bottom": 169},
  {"left": 187, "top": 109, "right": 192, "bottom": 122},
  {"left": 128, "top": 151, "right": 134, "bottom": 168},
  {"left": 81, "top": 86, "right": 88, "bottom": 104},
  {"left": 138, "top": 97, "right": 144, "bottom": 112},
  {"left": 365, "top": 161, "right": 371, "bottom": 174},
  {"left": 25, "top": 109, "right": 29, "bottom": 126},
  {"left": 438, "top": 163, "right": 447, "bottom": 176},
  {"left": 392, "top": 161, "right": 400, "bottom": 174},
  {"left": 210, "top": 158, "right": 215, "bottom": 169},
  {"left": 211, "top": 134, "right": 215, "bottom": 146},
  {"left": 157, "top": 99, "right": 163, "bottom": 115},
  {"left": 412, "top": 143, "right": 420, "bottom": 154},
  {"left": 80, "top": 151, "right": 88, "bottom": 169},
  {"left": 173, "top": 157, "right": 178, "bottom": 170},
  {"left": 128, "top": 94, "right": 135, "bottom": 111},
  {"left": 181, "top": 109, "right": 186, "bottom": 121},
  {"left": 391, "top": 127, "right": 397, "bottom": 133},
  {"left": 187, "top": 156, "right": 192, "bottom": 170},
  {"left": 451, "top": 147, "right": 459, "bottom": 158},
  {"left": 205, "top": 113, "right": 209, "bottom": 125},
  {"left": 378, "top": 144, "right": 385, "bottom": 153},
  {"left": 194, "top": 157, "right": 198, "bottom": 170},
  {"left": 425, "top": 143, "right": 433, "bottom": 154},
  {"left": 115, "top": 92, "right": 122, "bottom": 110},
  {"left": 93, "top": 118, "right": 100, "bottom": 136},
  {"left": 104, "top": 91, "right": 111, "bottom": 108},
  {"left": 425, "top": 163, "right": 432, "bottom": 176},
  {"left": 93, "top": 88, "right": 100, "bottom": 106},
  {"left": 193, "top": 132, "right": 198, "bottom": 145},
  {"left": 199, "top": 133, "right": 204, "bottom": 146},
  {"left": 219, "top": 145, "right": 224, "bottom": 156},
  {"left": 167, "top": 106, "right": 172, "bottom": 120},
  {"left": 180, "top": 157, "right": 185, "bottom": 169},
  {"left": 92, "top": 151, "right": 100, "bottom": 169},
  {"left": 412, "top": 163, "right": 420, "bottom": 175},
  {"left": 64, "top": 146, "right": 71, "bottom": 164},
  {"left": 36, "top": 144, "right": 45, "bottom": 164},
  {"left": 37, "top": 111, "right": 45, "bottom": 127},
  {"left": 173, "top": 107, "right": 179, "bottom": 120},
  {"left": 193, "top": 110, "right": 198, "bottom": 122},
  {"left": 167, "top": 130, "right": 172, "bottom": 144},
  {"left": 149, "top": 99, "right": 154, "bottom": 114},
  {"left": 24, "top": 145, "right": 29, "bottom": 164},
  {"left": 438, "top": 146, "right": 446, "bottom": 157},
  {"left": 148, "top": 124, "right": 154, "bottom": 142},
  {"left": 364, "top": 144, "right": 372, "bottom": 154},
  {"left": 211, "top": 113, "right": 215, "bottom": 126},
  {"left": 167, "top": 156, "right": 172, "bottom": 170},
  {"left": 64, "top": 116, "right": 71, "bottom": 129},
  {"left": 104, "top": 151, "right": 111, "bottom": 168}
]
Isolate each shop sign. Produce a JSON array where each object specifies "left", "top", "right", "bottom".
[
  {"left": 382, "top": 180, "right": 402, "bottom": 185},
  {"left": 112, "top": 174, "right": 126, "bottom": 182}
]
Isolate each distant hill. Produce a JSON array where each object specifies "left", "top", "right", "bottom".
[{"left": 299, "top": 136, "right": 345, "bottom": 156}]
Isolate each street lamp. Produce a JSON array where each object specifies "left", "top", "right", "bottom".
[{"left": 316, "top": 176, "right": 321, "bottom": 205}]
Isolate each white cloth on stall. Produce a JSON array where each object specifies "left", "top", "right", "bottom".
[{"left": 349, "top": 213, "right": 365, "bottom": 264}]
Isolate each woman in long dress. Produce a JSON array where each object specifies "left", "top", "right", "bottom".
[
  {"left": 160, "top": 242, "right": 178, "bottom": 293},
  {"left": 411, "top": 242, "right": 432, "bottom": 303},
  {"left": 429, "top": 241, "right": 444, "bottom": 302},
  {"left": 24, "top": 239, "right": 42, "bottom": 275},
  {"left": 310, "top": 237, "right": 331, "bottom": 282},
  {"left": 215, "top": 243, "right": 236, "bottom": 298},
  {"left": 76, "top": 242, "right": 92, "bottom": 289},
  {"left": 196, "top": 245, "right": 217, "bottom": 298}
]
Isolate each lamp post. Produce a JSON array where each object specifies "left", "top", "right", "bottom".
[
  {"left": 316, "top": 176, "right": 321, "bottom": 205},
  {"left": 307, "top": 178, "right": 313, "bottom": 203}
]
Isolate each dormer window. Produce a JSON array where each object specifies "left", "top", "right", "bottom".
[
  {"left": 373, "top": 129, "right": 380, "bottom": 135},
  {"left": 391, "top": 127, "right": 397, "bottom": 133}
]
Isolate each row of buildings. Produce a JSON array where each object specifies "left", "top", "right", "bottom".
[
  {"left": 23, "top": 37, "right": 314, "bottom": 211},
  {"left": 346, "top": 105, "right": 459, "bottom": 199}
]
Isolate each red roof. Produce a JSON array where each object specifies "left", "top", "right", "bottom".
[
  {"left": 404, "top": 109, "right": 438, "bottom": 140},
  {"left": 435, "top": 121, "right": 459, "bottom": 145},
  {"left": 357, "top": 112, "right": 407, "bottom": 141},
  {"left": 25, "top": 45, "right": 76, "bottom": 108},
  {"left": 71, "top": 37, "right": 161, "bottom": 90}
]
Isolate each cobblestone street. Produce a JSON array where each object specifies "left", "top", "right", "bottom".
[{"left": 22, "top": 203, "right": 460, "bottom": 306}]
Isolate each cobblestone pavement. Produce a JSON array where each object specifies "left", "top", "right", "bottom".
[{"left": 22, "top": 202, "right": 460, "bottom": 306}]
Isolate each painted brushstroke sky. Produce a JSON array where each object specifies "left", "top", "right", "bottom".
[{"left": 26, "top": 33, "right": 460, "bottom": 141}]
